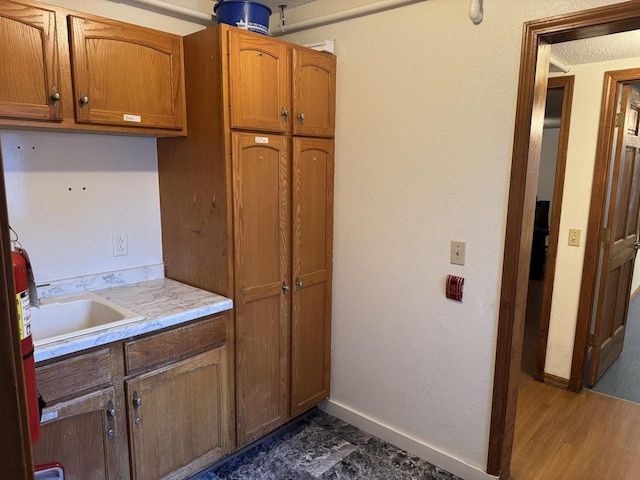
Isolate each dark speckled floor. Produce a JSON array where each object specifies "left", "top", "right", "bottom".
[{"left": 191, "top": 409, "right": 461, "bottom": 480}]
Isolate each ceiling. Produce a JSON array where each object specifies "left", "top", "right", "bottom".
[{"left": 551, "top": 29, "right": 640, "bottom": 67}]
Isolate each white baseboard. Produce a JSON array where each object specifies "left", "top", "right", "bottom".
[{"left": 320, "top": 399, "right": 498, "bottom": 480}]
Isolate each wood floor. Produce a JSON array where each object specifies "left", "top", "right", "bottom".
[
  {"left": 514, "top": 278, "right": 640, "bottom": 479},
  {"left": 512, "top": 378, "right": 640, "bottom": 479}
]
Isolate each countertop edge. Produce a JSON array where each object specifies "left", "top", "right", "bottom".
[{"left": 34, "top": 279, "right": 233, "bottom": 364}]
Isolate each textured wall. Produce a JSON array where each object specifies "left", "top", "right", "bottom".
[
  {"left": 279, "top": 0, "right": 630, "bottom": 472},
  {"left": 1, "top": 131, "right": 163, "bottom": 282}
]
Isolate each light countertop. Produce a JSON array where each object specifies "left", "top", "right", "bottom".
[{"left": 34, "top": 277, "right": 232, "bottom": 363}]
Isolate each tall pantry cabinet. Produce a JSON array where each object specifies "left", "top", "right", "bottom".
[{"left": 157, "top": 25, "right": 336, "bottom": 447}]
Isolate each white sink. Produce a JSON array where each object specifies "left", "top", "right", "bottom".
[{"left": 31, "top": 292, "right": 145, "bottom": 346}]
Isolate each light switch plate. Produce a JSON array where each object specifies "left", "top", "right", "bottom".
[
  {"left": 568, "top": 229, "right": 581, "bottom": 247},
  {"left": 450, "top": 241, "right": 466, "bottom": 266}
]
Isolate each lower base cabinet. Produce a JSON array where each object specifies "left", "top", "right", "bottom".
[
  {"left": 127, "top": 347, "right": 229, "bottom": 480},
  {"left": 34, "top": 313, "right": 232, "bottom": 480},
  {"left": 34, "top": 387, "right": 120, "bottom": 480}
]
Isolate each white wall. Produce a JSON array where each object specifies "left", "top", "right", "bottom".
[
  {"left": 39, "top": 0, "right": 209, "bottom": 35},
  {"left": 544, "top": 56, "right": 640, "bottom": 380},
  {"left": 278, "top": 0, "right": 630, "bottom": 474},
  {"left": 1, "top": 131, "right": 162, "bottom": 282},
  {"left": 633, "top": 249, "right": 640, "bottom": 296}
]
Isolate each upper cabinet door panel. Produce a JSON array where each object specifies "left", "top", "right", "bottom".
[
  {"left": 228, "top": 28, "right": 289, "bottom": 133},
  {"left": 0, "top": 2, "right": 61, "bottom": 121},
  {"left": 292, "top": 48, "right": 336, "bottom": 138},
  {"left": 68, "top": 15, "right": 185, "bottom": 130}
]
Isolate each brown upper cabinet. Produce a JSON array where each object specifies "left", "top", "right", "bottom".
[
  {"left": 68, "top": 15, "right": 185, "bottom": 131},
  {"left": 292, "top": 49, "right": 336, "bottom": 137},
  {"left": 227, "top": 27, "right": 336, "bottom": 137},
  {"left": 0, "top": 1, "right": 62, "bottom": 122},
  {"left": 228, "top": 28, "right": 289, "bottom": 133},
  {"left": 0, "top": 0, "right": 186, "bottom": 136}
]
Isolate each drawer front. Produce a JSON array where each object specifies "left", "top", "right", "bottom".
[
  {"left": 36, "top": 348, "right": 112, "bottom": 404},
  {"left": 124, "top": 314, "right": 227, "bottom": 375}
]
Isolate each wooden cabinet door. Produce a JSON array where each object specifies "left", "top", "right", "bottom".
[
  {"left": 33, "top": 387, "right": 120, "bottom": 480},
  {"left": 68, "top": 15, "right": 185, "bottom": 130},
  {"left": 291, "top": 137, "right": 334, "bottom": 415},
  {"left": 232, "top": 132, "right": 290, "bottom": 445},
  {"left": 292, "top": 48, "right": 336, "bottom": 137},
  {"left": 126, "top": 347, "right": 230, "bottom": 480},
  {"left": 227, "top": 28, "right": 289, "bottom": 133},
  {"left": 0, "top": 1, "right": 62, "bottom": 121}
]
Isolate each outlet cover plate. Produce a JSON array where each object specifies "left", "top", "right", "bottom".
[{"left": 113, "top": 233, "right": 128, "bottom": 257}]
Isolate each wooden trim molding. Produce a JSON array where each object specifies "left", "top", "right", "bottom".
[
  {"left": 489, "top": 2, "right": 640, "bottom": 478},
  {"left": 540, "top": 372, "right": 571, "bottom": 390},
  {"left": 569, "top": 67, "right": 640, "bottom": 392},
  {"left": 536, "top": 75, "right": 575, "bottom": 381}
]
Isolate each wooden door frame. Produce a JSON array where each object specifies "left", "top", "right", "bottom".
[
  {"left": 570, "top": 68, "right": 640, "bottom": 391},
  {"left": 488, "top": 2, "right": 640, "bottom": 478},
  {"left": 535, "top": 75, "right": 575, "bottom": 385}
]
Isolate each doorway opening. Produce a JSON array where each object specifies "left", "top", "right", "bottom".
[
  {"left": 520, "top": 76, "right": 574, "bottom": 389},
  {"left": 488, "top": 3, "right": 640, "bottom": 479}
]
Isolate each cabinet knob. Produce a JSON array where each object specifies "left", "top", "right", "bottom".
[
  {"left": 106, "top": 400, "right": 116, "bottom": 419},
  {"left": 281, "top": 108, "right": 289, "bottom": 119},
  {"left": 132, "top": 391, "right": 142, "bottom": 408},
  {"left": 296, "top": 278, "right": 303, "bottom": 289},
  {"left": 50, "top": 89, "right": 61, "bottom": 104},
  {"left": 282, "top": 281, "right": 290, "bottom": 293},
  {"left": 297, "top": 112, "right": 305, "bottom": 123},
  {"left": 79, "top": 95, "right": 89, "bottom": 108}
]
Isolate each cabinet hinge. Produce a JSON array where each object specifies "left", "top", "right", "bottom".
[
  {"left": 590, "top": 334, "right": 598, "bottom": 347},
  {"left": 602, "top": 227, "right": 611, "bottom": 243},
  {"left": 616, "top": 112, "right": 625, "bottom": 128}
]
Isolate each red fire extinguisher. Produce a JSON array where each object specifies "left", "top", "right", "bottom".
[{"left": 12, "top": 249, "right": 40, "bottom": 444}]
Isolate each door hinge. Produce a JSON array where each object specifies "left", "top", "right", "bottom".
[
  {"left": 602, "top": 227, "right": 611, "bottom": 243},
  {"left": 590, "top": 334, "right": 598, "bottom": 347},
  {"left": 615, "top": 112, "right": 625, "bottom": 128}
]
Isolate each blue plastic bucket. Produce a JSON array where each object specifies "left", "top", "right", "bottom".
[{"left": 214, "top": 1, "right": 272, "bottom": 36}]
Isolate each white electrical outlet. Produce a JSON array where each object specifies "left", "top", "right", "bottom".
[
  {"left": 450, "top": 240, "right": 466, "bottom": 266},
  {"left": 113, "top": 233, "right": 128, "bottom": 257}
]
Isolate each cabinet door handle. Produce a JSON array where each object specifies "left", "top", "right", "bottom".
[
  {"left": 297, "top": 112, "right": 305, "bottom": 123},
  {"left": 296, "top": 278, "right": 303, "bottom": 289},
  {"left": 50, "top": 88, "right": 61, "bottom": 105},
  {"left": 132, "top": 391, "right": 142, "bottom": 408},
  {"left": 281, "top": 108, "right": 289, "bottom": 119},
  {"left": 282, "top": 281, "right": 290, "bottom": 293},
  {"left": 79, "top": 95, "right": 89, "bottom": 108},
  {"left": 106, "top": 400, "right": 116, "bottom": 419}
]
